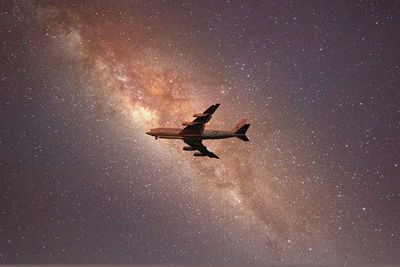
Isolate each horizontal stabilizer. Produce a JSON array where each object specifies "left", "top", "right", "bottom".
[
  {"left": 235, "top": 124, "right": 250, "bottom": 134},
  {"left": 234, "top": 120, "right": 250, "bottom": 142},
  {"left": 237, "top": 135, "right": 249, "bottom": 141}
]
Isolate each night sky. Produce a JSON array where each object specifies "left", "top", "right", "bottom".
[{"left": 1, "top": 0, "right": 400, "bottom": 265}]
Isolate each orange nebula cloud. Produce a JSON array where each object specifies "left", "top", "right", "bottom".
[{"left": 29, "top": 2, "right": 342, "bottom": 263}]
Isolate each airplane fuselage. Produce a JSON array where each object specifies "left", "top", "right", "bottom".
[
  {"left": 146, "top": 128, "right": 239, "bottom": 140},
  {"left": 145, "top": 104, "right": 249, "bottom": 158}
]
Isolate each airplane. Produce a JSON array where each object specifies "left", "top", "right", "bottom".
[{"left": 145, "top": 104, "right": 250, "bottom": 159}]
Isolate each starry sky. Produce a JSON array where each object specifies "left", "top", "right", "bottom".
[{"left": 1, "top": 0, "right": 400, "bottom": 265}]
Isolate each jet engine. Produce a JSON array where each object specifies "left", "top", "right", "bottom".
[
  {"left": 183, "top": 146, "right": 196, "bottom": 151},
  {"left": 193, "top": 113, "right": 209, "bottom": 117},
  {"left": 194, "top": 152, "right": 206, "bottom": 156}
]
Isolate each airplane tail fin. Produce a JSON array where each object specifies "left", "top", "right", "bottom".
[
  {"left": 231, "top": 119, "right": 247, "bottom": 132},
  {"left": 233, "top": 119, "right": 250, "bottom": 141}
]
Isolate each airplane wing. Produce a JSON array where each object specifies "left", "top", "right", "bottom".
[
  {"left": 179, "top": 104, "right": 220, "bottom": 136},
  {"left": 184, "top": 139, "right": 220, "bottom": 159}
]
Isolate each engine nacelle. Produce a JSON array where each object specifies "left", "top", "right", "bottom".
[
  {"left": 194, "top": 152, "right": 206, "bottom": 157},
  {"left": 183, "top": 146, "right": 196, "bottom": 151},
  {"left": 193, "top": 113, "right": 209, "bottom": 117}
]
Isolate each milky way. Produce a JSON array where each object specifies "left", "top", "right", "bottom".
[{"left": 1, "top": 0, "right": 400, "bottom": 265}]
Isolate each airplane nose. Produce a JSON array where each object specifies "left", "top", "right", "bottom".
[{"left": 145, "top": 129, "right": 152, "bottom": 135}]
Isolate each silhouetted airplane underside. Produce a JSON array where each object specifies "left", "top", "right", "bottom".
[{"left": 145, "top": 104, "right": 250, "bottom": 159}]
